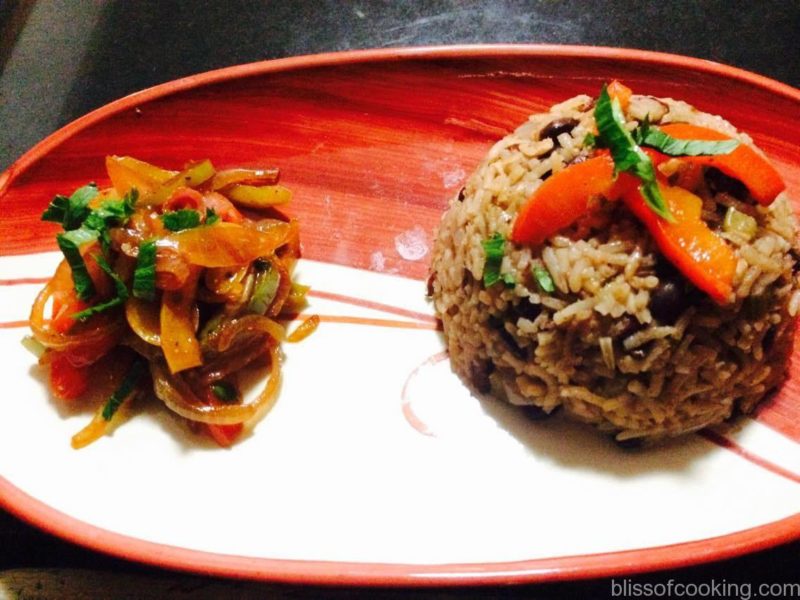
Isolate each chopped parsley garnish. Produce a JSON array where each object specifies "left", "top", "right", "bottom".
[
  {"left": 481, "top": 233, "right": 514, "bottom": 288},
  {"left": 635, "top": 118, "right": 740, "bottom": 156},
  {"left": 132, "top": 239, "right": 157, "bottom": 301},
  {"left": 83, "top": 190, "right": 138, "bottom": 251},
  {"left": 162, "top": 209, "right": 201, "bottom": 231},
  {"left": 41, "top": 184, "right": 98, "bottom": 230},
  {"left": 102, "top": 358, "right": 147, "bottom": 421},
  {"left": 56, "top": 228, "right": 99, "bottom": 301},
  {"left": 532, "top": 265, "right": 555, "bottom": 293},
  {"left": 211, "top": 381, "right": 238, "bottom": 403},
  {"left": 205, "top": 208, "right": 220, "bottom": 226},
  {"left": 595, "top": 84, "right": 674, "bottom": 222},
  {"left": 72, "top": 254, "right": 129, "bottom": 321},
  {"left": 46, "top": 187, "right": 139, "bottom": 302}
]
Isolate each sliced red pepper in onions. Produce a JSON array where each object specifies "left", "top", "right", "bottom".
[
  {"left": 655, "top": 123, "right": 785, "bottom": 205},
  {"left": 48, "top": 351, "right": 91, "bottom": 400},
  {"left": 202, "top": 191, "right": 243, "bottom": 223},
  {"left": 622, "top": 184, "right": 736, "bottom": 304},
  {"left": 164, "top": 187, "right": 204, "bottom": 212},
  {"left": 206, "top": 423, "right": 244, "bottom": 447}
]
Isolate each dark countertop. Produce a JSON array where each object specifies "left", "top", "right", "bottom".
[{"left": 1, "top": 1, "right": 799, "bottom": 597}]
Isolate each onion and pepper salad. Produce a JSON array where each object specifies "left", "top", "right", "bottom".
[
  {"left": 507, "top": 81, "right": 785, "bottom": 304},
  {"left": 26, "top": 156, "right": 318, "bottom": 449}
]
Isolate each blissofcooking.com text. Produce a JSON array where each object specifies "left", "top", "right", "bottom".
[{"left": 611, "top": 579, "right": 800, "bottom": 600}]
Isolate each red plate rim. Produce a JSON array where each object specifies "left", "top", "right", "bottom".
[
  {"left": 1, "top": 44, "right": 799, "bottom": 193},
  {"left": 2, "top": 475, "right": 799, "bottom": 586},
  {"left": 1, "top": 44, "right": 799, "bottom": 586}
]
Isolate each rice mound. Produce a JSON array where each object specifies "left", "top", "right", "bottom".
[{"left": 430, "top": 92, "right": 800, "bottom": 443}]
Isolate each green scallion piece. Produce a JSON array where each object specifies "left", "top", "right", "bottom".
[
  {"left": 532, "top": 265, "right": 555, "bottom": 293},
  {"left": 248, "top": 262, "right": 281, "bottom": 315}
]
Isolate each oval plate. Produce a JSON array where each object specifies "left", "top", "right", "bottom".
[{"left": 1, "top": 45, "right": 800, "bottom": 586}]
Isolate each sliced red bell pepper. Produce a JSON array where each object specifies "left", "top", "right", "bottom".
[
  {"left": 206, "top": 423, "right": 244, "bottom": 447},
  {"left": 49, "top": 352, "right": 91, "bottom": 400},
  {"left": 164, "top": 187, "right": 204, "bottom": 212},
  {"left": 656, "top": 123, "right": 785, "bottom": 205},
  {"left": 607, "top": 80, "right": 633, "bottom": 112},
  {"left": 202, "top": 191, "right": 244, "bottom": 223},
  {"left": 622, "top": 184, "right": 736, "bottom": 304},
  {"left": 511, "top": 154, "right": 633, "bottom": 245},
  {"left": 51, "top": 288, "right": 91, "bottom": 334}
]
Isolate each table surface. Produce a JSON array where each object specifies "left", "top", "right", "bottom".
[{"left": 1, "top": 1, "right": 799, "bottom": 597}]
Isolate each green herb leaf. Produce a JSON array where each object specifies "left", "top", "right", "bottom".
[
  {"left": 95, "top": 253, "right": 129, "bottom": 299},
  {"left": 205, "top": 208, "right": 220, "bottom": 226},
  {"left": 638, "top": 126, "right": 740, "bottom": 157},
  {"left": 49, "top": 188, "right": 137, "bottom": 303},
  {"left": 211, "top": 381, "right": 238, "bottom": 403},
  {"left": 595, "top": 84, "right": 674, "bottom": 222},
  {"left": 532, "top": 265, "right": 555, "bottom": 293},
  {"left": 72, "top": 254, "right": 129, "bottom": 321},
  {"left": 132, "top": 239, "right": 157, "bottom": 301},
  {"left": 82, "top": 189, "right": 138, "bottom": 252},
  {"left": 41, "top": 184, "right": 98, "bottom": 230},
  {"left": 84, "top": 192, "right": 137, "bottom": 231},
  {"left": 583, "top": 132, "right": 597, "bottom": 148},
  {"left": 481, "top": 233, "right": 507, "bottom": 287},
  {"left": 162, "top": 209, "right": 201, "bottom": 231},
  {"left": 72, "top": 295, "right": 125, "bottom": 321},
  {"left": 56, "top": 228, "right": 99, "bottom": 301},
  {"left": 102, "top": 358, "right": 147, "bottom": 421}
]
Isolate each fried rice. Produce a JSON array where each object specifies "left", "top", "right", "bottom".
[{"left": 430, "top": 91, "right": 800, "bottom": 443}]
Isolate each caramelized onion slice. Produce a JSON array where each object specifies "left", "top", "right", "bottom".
[
  {"left": 287, "top": 314, "right": 320, "bottom": 343},
  {"left": 125, "top": 297, "right": 161, "bottom": 346},
  {"left": 211, "top": 167, "right": 280, "bottom": 190},
  {"left": 151, "top": 345, "right": 281, "bottom": 425},
  {"left": 204, "top": 314, "right": 285, "bottom": 353},
  {"left": 106, "top": 155, "right": 177, "bottom": 197},
  {"left": 160, "top": 270, "right": 202, "bottom": 373},
  {"left": 166, "top": 222, "right": 290, "bottom": 268},
  {"left": 30, "top": 279, "right": 122, "bottom": 359}
]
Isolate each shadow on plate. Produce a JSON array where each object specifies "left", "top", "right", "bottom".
[{"left": 477, "top": 391, "right": 717, "bottom": 478}]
